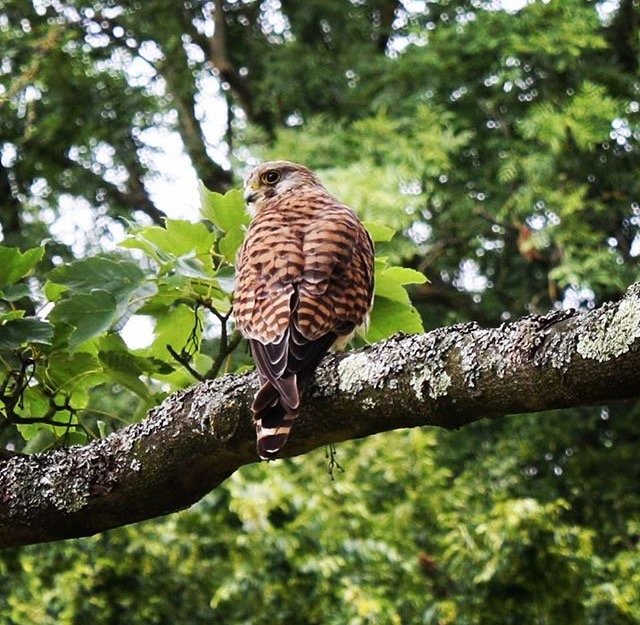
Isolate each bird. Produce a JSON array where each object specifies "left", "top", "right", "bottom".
[{"left": 233, "top": 160, "right": 375, "bottom": 460}]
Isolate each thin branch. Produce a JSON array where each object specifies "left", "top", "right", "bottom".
[
  {"left": 206, "top": 329, "right": 243, "bottom": 379},
  {"left": 166, "top": 345, "right": 205, "bottom": 382}
]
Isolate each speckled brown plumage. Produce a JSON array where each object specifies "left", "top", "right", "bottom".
[{"left": 234, "top": 161, "right": 374, "bottom": 459}]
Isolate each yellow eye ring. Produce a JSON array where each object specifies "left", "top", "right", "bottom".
[{"left": 262, "top": 170, "right": 280, "bottom": 184}]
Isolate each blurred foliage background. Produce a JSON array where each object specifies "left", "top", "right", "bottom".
[{"left": 1, "top": 0, "right": 640, "bottom": 622}]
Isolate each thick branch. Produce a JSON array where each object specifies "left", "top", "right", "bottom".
[{"left": 1, "top": 283, "right": 640, "bottom": 549}]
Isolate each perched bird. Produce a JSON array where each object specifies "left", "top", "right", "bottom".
[{"left": 234, "top": 161, "right": 374, "bottom": 459}]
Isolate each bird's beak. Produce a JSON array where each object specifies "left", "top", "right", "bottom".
[{"left": 244, "top": 188, "right": 258, "bottom": 204}]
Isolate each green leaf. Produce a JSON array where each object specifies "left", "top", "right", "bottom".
[
  {"left": 218, "top": 226, "right": 245, "bottom": 263},
  {"left": 0, "top": 283, "right": 31, "bottom": 302},
  {"left": 112, "top": 282, "right": 159, "bottom": 332},
  {"left": 140, "top": 304, "right": 201, "bottom": 367},
  {"left": 363, "top": 221, "right": 395, "bottom": 243},
  {"left": 0, "top": 310, "right": 25, "bottom": 323},
  {"left": 374, "top": 272, "right": 411, "bottom": 304},
  {"left": 199, "top": 185, "right": 250, "bottom": 232},
  {"left": 43, "top": 281, "right": 67, "bottom": 302},
  {"left": 21, "top": 428, "right": 58, "bottom": 454},
  {"left": 374, "top": 265, "right": 427, "bottom": 305},
  {"left": 367, "top": 296, "right": 424, "bottom": 342},
  {"left": 381, "top": 266, "right": 427, "bottom": 285},
  {"left": 0, "top": 246, "right": 44, "bottom": 287},
  {"left": 47, "top": 256, "right": 146, "bottom": 304},
  {"left": 98, "top": 349, "right": 150, "bottom": 398},
  {"left": 46, "top": 351, "right": 105, "bottom": 395},
  {"left": 49, "top": 290, "right": 119, "bottom": 348},
  {"left": 125, "top": 220, "right": 215, "bottom": 258},
  {"left": 64, "top": 431, "right": 89, "bottom": 447},
  {"left": 0, "top": 318, "right": 53, "bottom": 349}
]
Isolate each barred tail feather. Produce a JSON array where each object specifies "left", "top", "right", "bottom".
[
  {"left": 256, "top": 412, "right": 297, "bottom": 460},
  {"left": 249, "top": 332, "right": 337, "bottom": 460},
  {"left": 252, "top": 383, "right": 298, "bottom": 460}
]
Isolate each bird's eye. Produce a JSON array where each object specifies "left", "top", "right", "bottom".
[{"left": 262, "top": 170, "right": 280, "bottom": 185}]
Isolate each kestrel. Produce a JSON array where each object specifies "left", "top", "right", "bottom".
[{"left": 234, "top": 161, "right": 375, "bottom": 460}]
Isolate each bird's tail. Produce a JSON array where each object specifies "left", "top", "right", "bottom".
[{"left": 252, "top": 377, "right": 299, "bottom": 460}]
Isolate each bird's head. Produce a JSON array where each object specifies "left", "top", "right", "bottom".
[{"left": 243, "top": 161, "right": 322, "bottom": 215}]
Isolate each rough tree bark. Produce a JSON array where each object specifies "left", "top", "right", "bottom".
[{"left": 1, "top": 283, "right": 639, "bottom": 549}]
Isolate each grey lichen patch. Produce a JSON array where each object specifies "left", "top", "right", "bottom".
[
  {"left": 132, "top": 388, "right": 190, "bottom": 441},
  {"left": 3, "top": 450, "right": 92, "bottom": 514},
  {"left": 362, "top": 397, "right": 376, "bottom": 410},
  {"left": 534, "top": 329, "right": 577, "bottom": 371},
  {"left": 458, "top": 327, "right": 500, "bottom": 389},
  {"left": 457, "top": 311, "right": 583, "bottom": 386},
  {"left": 411, "top": 365, "right": 452, "bottom": 400},
  {"left": 335, "top": 334, "right": 417, "bottom": 395},
  {"left": 577, "top": 298, "right": 640, "bottom": 362},
  {"left": 337, "top": 352, "right": 383, "bottom": 394},
  {"left": 39, "top": 456, "right": 91, "bottom": 512},
  {"left": 184, "top": 375, "right": 249, "bottom": 440}
]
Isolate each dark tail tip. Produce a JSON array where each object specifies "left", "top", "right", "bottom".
[{"left": 257, "top": 431, "right": 291, "bottom": 460}]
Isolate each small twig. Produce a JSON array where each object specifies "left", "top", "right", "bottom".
[
  {"left": 205, "top": 329, "right": 242, "bottom": 379},
  {"left": 166, "top": 345, "right": 205, "bottom": 382},
  {"left": 8, "top": 415, "right": 77, "bottom": 428},
  {"left": 325, "top": 443, "right": 344, "bottom": 481}
]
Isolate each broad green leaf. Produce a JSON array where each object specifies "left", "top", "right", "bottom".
[
  {"left": 214, "top": 265, "right": 236, "bottom": 293},
  {"left": 367, "top": 296, "right": 424, "bottom": 342},
  {"left": 49, "top": 290, "right": 119, "bottom": 348},
  {"left": 158, "top": 352, "right": 212, "bottom": 388},
  {"left": 43, "top": 281, "right": 67, "bottom": 302},
  {"left": 21, "top": 388, "right": 50, "bottom": 416},
  {"left": 0, "top": 246, "right": 44, "bottom": 287},
  {"left": 0, "top": 318, "right": 53, "bottom": 348},
  {"left": 47, "top": 256, "right": 146, "bottom": 303},
  {"left": 21, "top": 428, "right": 58, "bottom": 454},
  {"left": 63, "top": 431, "right": 89, "bottom": 447},
  {"left": 0, "top": 310, "right": 25, "bottom": 323},
  {"left": 363, "top": 221, "right": 395, "bottom": 243},
  {"left": 0, "top": 283, "right": 31, "bottom": 302},
  {"left": 46, "top": 351, "right": 106, "bottom": 395},
  {"left": 374, "top": 264, "right": 426, "bottom": 305},
  {"left": 381, "top": 266, "right": 427, "bottom": 285},
  {"left": 175, "top": 255, "right": 215, "bottom": 280},
  {"left": 98, "top": 349, "right": 150, "bottom": 398},
  {"left": 199, "top": 185, "right": 249, "bottom": 233},
  {"left": 218, "top": 225, "right": 245, "bottom": 263},
  {"left": 374, "top": 271, "right": 412, "bottom": 305},
  {"left": 112, "top": 282, "right": 159, "bottom": 332},
  {"left": 123, "top": 220, "right": 215, "bottom": 260},
  {"left": 98, "top": 333, "right": 174, "bottom": 375},
  {"left": 119, "top": 234, "right": 162, "bottom": 261},
  {"left": 141, "top": 304, "right": 201, "bottom": 363}
]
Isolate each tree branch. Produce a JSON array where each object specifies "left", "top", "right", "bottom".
[
  {"left": 207, "top": 0, "right": 256, "bottom": 120},
  {"left": 1, "top": 283, "right": 640, "bottom": 549}
]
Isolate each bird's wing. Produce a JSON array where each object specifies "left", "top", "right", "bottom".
[
  {"left": 296, "top": 211, "right": 375, "bottom": 341},
  {"left": 234, "top": 220, "right": 303, "bottom": 408}
]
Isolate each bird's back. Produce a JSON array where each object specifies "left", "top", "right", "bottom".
[{"left": 234, "top": 178, "right": 374, "bottom": 459}]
